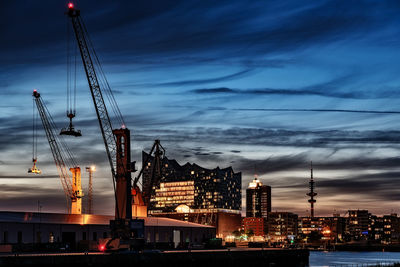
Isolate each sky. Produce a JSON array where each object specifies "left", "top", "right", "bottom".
[{"left": 1, "top": 0, "right": 400, "bottom": 216}]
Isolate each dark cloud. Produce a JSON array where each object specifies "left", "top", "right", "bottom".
[
  {"left": 2, "top": 0, "right": 400, "bottom": 216},
  {"left": 234, "top": 108, "right": 400, "bottom": 115},
  {"left": 237, "top": 154, "right": 400, "bottom": 176},
  {"left": 135, "top": 127, "right": 400, "bottom": 148},
  {"left": 3, "top": 0, "right": 396, "bottom": 69},
  {"left": 190, "top": 75, "right": 400, "bottom": 100},
  {"left": 133, "top": 69, "right": 253, "bottom": 88},
  {"left": 193, "top": 87, "right": 235, "bottom": 94},
  {"left": 0, "top": 175, "right": 57, "bottom": 179},
  {"left": 316, "top": 172, "right": 400, "bottom": 200}
]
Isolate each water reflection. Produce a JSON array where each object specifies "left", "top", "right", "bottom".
[{"left": 310, "top": 251, "right": 400, "bottom": 267}]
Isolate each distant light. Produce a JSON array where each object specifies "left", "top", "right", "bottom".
[
  {"left": 99, "top": 245, "right": 105, "bottom": 252},
  {"left": 68, "top": 3, "right": 74, "bottom": 9},
  {"left": 91, "top": 165, "right": 96, "bottom": 172},
  {"left": 33, "top": 89, "right": 37, "bottom": 92}
]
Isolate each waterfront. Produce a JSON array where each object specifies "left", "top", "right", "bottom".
[{"left": 310, "top": 251, "right": 400, "bottom": 266}]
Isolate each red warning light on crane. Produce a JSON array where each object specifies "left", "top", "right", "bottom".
[{"left": 68, "top": 3, "right": 74, "bottom": 9}]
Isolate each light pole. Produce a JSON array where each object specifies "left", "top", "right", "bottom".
[{"left": 85, "top": 166, "right": 96, "bottom": 214}]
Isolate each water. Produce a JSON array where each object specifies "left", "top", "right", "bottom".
[{"left": 309, "top": 251, "right": 400, "bottom": 267}]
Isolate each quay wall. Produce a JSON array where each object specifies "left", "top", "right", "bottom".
[{"left": 0, "top": 249, "right": 309, "bottom": 267}]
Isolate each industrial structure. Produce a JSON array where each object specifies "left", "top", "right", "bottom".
[
  {"left": 32, "top": 90, "right": 83, "bottom": 215},
  {"left": 307, "top": 162, "right": 317, "bottom": 218},
  {"left": 85, "top": 166, "right": 95, "bottom": 214},
  {"left": 131, "top": 140, "right": 166, "bottom": 217},
  {"left": 14, "top": 3, "right": 226, "bottom": 253},
  {"left": 65, "top": 3, "right": 150, "bottom": 249}
]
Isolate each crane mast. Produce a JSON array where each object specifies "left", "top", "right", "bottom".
[
  {"left": 134, "top": 140, "right": 165, "bottom": 205},
  {"left": 32, "top": 90, "right": 82, "bottom": 214},
  {"left": 66, "top": 4, "right": 132, "bottom": 221}
]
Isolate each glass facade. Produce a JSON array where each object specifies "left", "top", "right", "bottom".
[
  {"left": 246, "top": 177, "right": 271, "bottom": 218},
  {"left": 142, "top": 152, "right": 242, "bottom": 213}
]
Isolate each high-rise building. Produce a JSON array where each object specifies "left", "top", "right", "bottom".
[
  {"left": 347, "top": 210, "right": 369, "bottom": 240},
  {"left": 246, "top": 177, "right": 271, "bottom": 218},
  {"left": 142, "top": 152, "right": 242, "bottom": 238},
  {"left": 142, "top": 152, "right": 242, "bottom": 212}
]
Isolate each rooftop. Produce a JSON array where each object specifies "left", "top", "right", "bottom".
[{"left": 0, "top": 211, "right": 214, "bottom": 228}]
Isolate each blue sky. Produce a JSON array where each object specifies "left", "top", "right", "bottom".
[{"left": 1, "top": 0, "right": 400, "bottom": 216}]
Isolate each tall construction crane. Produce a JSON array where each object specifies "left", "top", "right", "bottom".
[
  {"left": 133, "top": 140, "right": 166, "bottom": 211},
  {"left": 66, "top": 3, "right": 144, "bottom": 245},
  {"left": 32, "top": 89, "right": 83, "bottom": 214}
]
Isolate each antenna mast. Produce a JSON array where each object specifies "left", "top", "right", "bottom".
[{"left": 307, "top": 161, "right": 317, "bottom": 218}]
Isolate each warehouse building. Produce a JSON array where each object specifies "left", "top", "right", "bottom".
[{"left": 0, "top": 211, "right": 215, "bottom": 250}]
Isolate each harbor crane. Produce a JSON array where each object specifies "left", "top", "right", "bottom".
[
  {"left": 133, "top": 139, "right": 166, "bottom": 215},
  {"left": 32, "top": 89, "right": 83, "bottom": 214},
  {"left": 66, "top": 3, "right": 144, "bottom": 247}
]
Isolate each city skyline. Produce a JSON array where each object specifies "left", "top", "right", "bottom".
[{"left": 1, "top": 0, "right": 400, "bottom": 216}]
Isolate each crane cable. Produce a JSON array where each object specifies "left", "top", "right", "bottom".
[
  {"left": 66, "top": 19, "right": 70, "bottom": 116},
  {"left": 66, "top": 19, "right": 77, "bottom": 117},
  {"left": 32, "top": 98, "right": 37, "bottom": 161}
]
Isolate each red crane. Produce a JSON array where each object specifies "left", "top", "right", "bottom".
[{"left": 66, "top": 3, "right": 144, "bottom": 246}]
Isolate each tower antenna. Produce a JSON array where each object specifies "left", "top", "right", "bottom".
[{"left": 307, "top": 161, "right": 317, "bottom": 218}]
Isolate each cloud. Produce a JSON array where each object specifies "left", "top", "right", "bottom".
[
  {"left": 236, "top": 153, "right": 400, "bottom": 176},
  {"left": 2, "top": 0, "right": 400, "bottom": 217},
  {"left": 190, "top": 75, "right": 400, "bottom": 100},
  {"left": 193, "top": 87, "right": 235, "bottom": 94},
  {"left": 0, "top": 175, "right": 57, "bottom": 179},
  {"left": 130, "top": 69, "right": 254, "bottom": 88},
  {"left": 233, "top": 108, "right": 400, "bottom": 114},
  {"left": 136, "top": 127, "right": 400, "bottom": 148}
]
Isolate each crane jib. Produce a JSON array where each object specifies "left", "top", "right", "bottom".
[
  {"left": 32, "top": 90, "right": 82, "bottom": 214},
  {"left": 67, "top": 5, "right": 132, "bottom": 221}
]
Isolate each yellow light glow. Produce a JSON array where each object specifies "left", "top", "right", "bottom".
[{"left": 91, "top": 165, "right": 96, "bottom": 172}]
